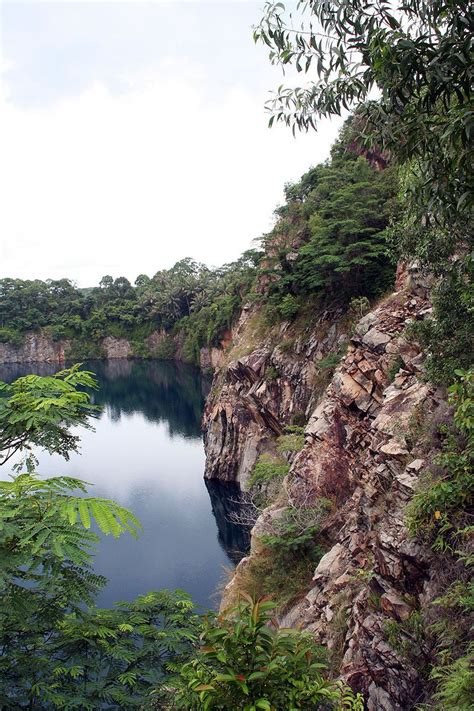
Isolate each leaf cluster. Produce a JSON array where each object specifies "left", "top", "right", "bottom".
[{"left": 161, "top": 595, "right": 364, "bottom": 710}]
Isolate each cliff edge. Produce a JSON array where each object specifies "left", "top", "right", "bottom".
[{"left": 204, "top": 266, "right": 449, "bottom": 709}]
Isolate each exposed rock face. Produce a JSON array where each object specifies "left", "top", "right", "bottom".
[
  {"left": 209, "top": 267, "right": 439, "bottom": 709},
  {"left": 0, "top": 329, "right": 224, "bottom": 370},
  {"left": 0, "top": 333, "right": 71, "bottom": 364},
  {"left": 203, "top": 306, "right": 348, "bottom": 486},
  {"left": 101, "top": 336, "right": 133, "bottom": 359},
  {"left": 275, "top": 284, "right": 437, "bottom": 710}
]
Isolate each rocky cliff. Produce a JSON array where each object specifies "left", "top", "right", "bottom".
[
  {"left": 0, "top": 333, "right": 72, "bottom": 364},
  {"left": 0, "top": 330, "right": 222, "bottom": 370},
  {"left": 203, "top": 304, "right": 349, "bottom": 486},
  {"left": 204, "top": 266, "right": 445, "bottom": 709}
]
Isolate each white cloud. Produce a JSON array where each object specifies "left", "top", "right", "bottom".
[{"left": 0, "top": 63, "right": 343, "bottom": 286}]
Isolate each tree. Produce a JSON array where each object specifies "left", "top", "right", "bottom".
[
  {"left": 255, "top": 0, "right": 473, "bottom": 381},
  {"left": 254, "top": 1, "right": 473, "bottom": 238},
  {"left": 0, "top": 364, "right": 98, "bottom": 466}
]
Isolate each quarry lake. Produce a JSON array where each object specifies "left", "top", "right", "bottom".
[{"left": 0, "top": 359, "right": 249, "bottom": 608}]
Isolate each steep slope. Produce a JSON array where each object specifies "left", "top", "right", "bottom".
[
  {"left": 203, "top": 301, "right": 349, "bottom": 486},
  {"left": 205, "top": 264, "right": 448, "bottom": 709}
]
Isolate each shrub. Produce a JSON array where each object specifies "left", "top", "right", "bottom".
[
  {"left": 260, "top": 502, "right": 330, "bottom": 560},
  {"left": 0, "top": 327, "right": 23, "bottom": 347},
  {"left": 407, "top": 369, "right": 473, "bottom": 552},
  {"left": 265, "top": 365, "right": 279, "bottom": 381},
  {"left": 279, "top": 338, "right": 295, "bottom": 354},
  {"left": 386, "top": 355, "right": 404, "bottom": 383},
  {"left": 248, "top": 454, "right": 289, "bottom": 489},
  {"left": 162, "top": 596, "right": 364, "bottom": 710},
  {"left": 317, "top": 351, "right": 344, "bottom": 372},
  {"left": 278, "top": 293, "right": 299, "bottom": 320},
  {"left": 431, "top": 646, "right": 474, "bottom": 711},
  {"left": 276, "top": 431, "right": 305, "bottom": 454},
  {"left": 349, "top": 296, "right": 371, "bottom": 321},
  {"left": 152, "top": 335, "right": 176, "bottom": 360}
]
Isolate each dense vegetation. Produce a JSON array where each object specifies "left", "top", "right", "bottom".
[
  {"left": 0, "top": 133, "right": 398, "bottom": 365},
  {"left": 0, "top": 254, "right": 260, "bottom": 363},
  {"left": 253, "top": 1, "right": 473, "bottom": 706},
  {"left": 255, "top": 0, "right": 473, "bottom": 383},
  {"left": 0, "top": 368, "right": 363, "bottom": 709}
]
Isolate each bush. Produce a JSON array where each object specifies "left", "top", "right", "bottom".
[
  {"left": 260, "top": 502, "right": 329, "bottom": 560},
  {"left": 431, "top": 646, "right": 474, "bottom": 711},
  {"left": 0, "top": 327, "right": 23, "bottom": 347},
  {"left": 265, "top": 365, "right": 279, "bottom": 381},
  {"left": 161, "top": 597, "right": 364, "bottom": 710},
  {"left": 248, "top": 454, "right": 289, "bottom": 489},
  {"left": 409, "top": 263, "right": 473, "bottom": 385},
  {"left": 407, "top": 369, "right": 473, "bottom": 553},
  {"left": 276, "top": 431, "right": 305, "bottom": 454},
  {"left": 152, "top": 335, "right": 176, "bottom": 360},
  {"left": 278, "top": 293, "right": 299, "bottom": 320}
]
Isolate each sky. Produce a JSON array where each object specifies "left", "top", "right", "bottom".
[{"left": 0, "top": 0, "right": 343, "bottom": 287}]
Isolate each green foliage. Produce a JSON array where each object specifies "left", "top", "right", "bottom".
[
  {"left": 248, "top": 454, "right": 290, "bottom": 489},
  {"left": 255, "top": 1, "right": 472, "bottom": 390},
  {"left": 384, "top": 611, "right": 429, "bottom": 673},
  {"left": 0, "top": 364, "right": 98, "bottom": 466},
  {"left": 152, "top": 334, "right": 177, "bottom": 360},
  {"left": 259, "top": 150, "right": 396, "bottom": 310},
  {"left": 386, "top": 355, "right": 404, "bottom": 384},
  {"left": 265, "top": 365, "right": 279, "bottom": 381},
  {"left": 163, "top": 596, "right": 364, "bottom": 710},
  {"left": 0, "top": 368, "right": 199, "bottom": 709},
  {"left": 294, "top": 158, "right": 395, "bottom": 301},
  {"left": 254, "top": 1, "right": 472, "bottom": 238},
  {"left": 278, "top": 338, "right": 295, "bottom": 354},
  {"left": 0, "top": 326, "right": 23, "bottom": 346},
  {"left": 348, "top": 296, "right": 371, "bottom": 321},
  {"left": 317, "top": 352, "right": 343, "bottom": 372},
  {"left": 276, "top": 431, "right": 304, "bottom": 454},
  {"left": 260, "top": 503, "right": 329, "bottom": 560},
  {"left": 431, "top": 646, "right": 474, "bottom": 711},
  {"left": 409, "top": 261, "right": 474, "bottom": 385},
  {"left": 427, "top": 575, "right": 474, "bottom": 710},
  {"left": 278, "top": 293, "right": 299, "bottom": 320},
  {"left": 404, "top": 370, "right": 473, "bottom": 709},
  {"left": 407, "top": 369, "right": 473, "bottom": 552},
  {"left": 0, "top": 253, "right": 260, "bottom": 364},
  {"left": 16, "top": 591, "right": 199, "bottom": 710}
]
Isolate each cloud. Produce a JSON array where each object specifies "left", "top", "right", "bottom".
[{"left": 0, "top": 57, "right": 343, "bottom": 286}]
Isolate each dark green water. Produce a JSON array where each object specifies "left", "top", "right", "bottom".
[{"left": 0, "top": 359, "right": 249, "bottom": 608}]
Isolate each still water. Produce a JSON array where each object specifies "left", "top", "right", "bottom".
[{"left": 0, "top": 359, "right": 249, "bottom": 609}]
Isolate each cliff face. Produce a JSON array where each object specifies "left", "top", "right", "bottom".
[
  {"left": 0, "top": 330, "right": 222, "bottom": 370},
  {"left": 203, "top": 304, "right": 349, "bottom": 486},
  {"left": 0, "top": 333, "right": 71, "bottom": 364},
  {"left": 205, "top": 267, "right": 442, "bottom": 709}
]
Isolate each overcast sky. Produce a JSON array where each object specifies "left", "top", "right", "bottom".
[{"left": 0, "top": 1, "right": 343, "bottom": 287}]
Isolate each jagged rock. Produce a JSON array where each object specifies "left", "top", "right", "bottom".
[
  {"left": 203, "top": 306, "right": 349, "bottom": 485},
  {"left": 207, "top": 278, "right": 438, "bottom": 708},
  {"left": 362, "top": 328, "right": 392, "bottom": 351},
  {"left": 0, "top": 332, "right": 71, "bottom": 363},
  {"left": 406, "top": 458, "right": 425, "bottom": 472},
  {"left": 380, "top": 441, "right": 409, "bottom": 458},
  {"left": 313, "top": 544, "right": 347, "bottom": 580},
  {"left": 380, "top": 592, "right": 412, "bottom": 621}
]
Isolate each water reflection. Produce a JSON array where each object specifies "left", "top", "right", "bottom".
[
  {"left": 206, "top": 481, "right": 251, "bottom": 565},
  {"left": 0, "top": 359, "right": 249, "bottom": 608}
]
